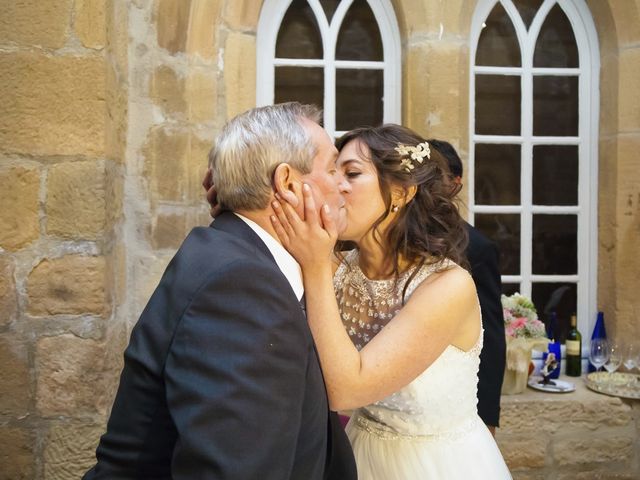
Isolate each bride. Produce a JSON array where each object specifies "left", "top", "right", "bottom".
[{"left": 270, "top": 124, "right": 511, "bottom": 479}]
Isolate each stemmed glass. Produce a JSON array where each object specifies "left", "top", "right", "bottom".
[
  {"left": 622, "top": 343, "right": 640, "bottom": 386},
  {"left": 589, "top": 338, "right": 609, "bottom": 373},
  {"left": 603, "top": 342, "right": 622, "bottom": 386}
]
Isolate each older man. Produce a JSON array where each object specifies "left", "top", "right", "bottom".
[{"left": 84, "top": 103, "right": 357, "bottom": 479}]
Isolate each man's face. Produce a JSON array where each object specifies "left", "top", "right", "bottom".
[{"left": 298, "top": 118, "right": 348, "bottom": 233}]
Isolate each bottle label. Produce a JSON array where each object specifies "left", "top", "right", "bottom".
[{"left": 566, "top": 340, "right": 581, "bottom": 356}]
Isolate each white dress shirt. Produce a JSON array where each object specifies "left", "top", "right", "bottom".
[{"left": 234, "top": 213, "right": 304, "bottom": 302}]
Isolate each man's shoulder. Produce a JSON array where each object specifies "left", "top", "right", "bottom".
[
  {"left": 466, "top": 222, "right": 496, "bottom": 254},
  {"left": 167, "top": 225, "right": 281, "bottom": 290}
]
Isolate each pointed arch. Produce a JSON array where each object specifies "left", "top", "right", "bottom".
[{"left": 257, "top": 0, "right": 401, "bottom": 137}]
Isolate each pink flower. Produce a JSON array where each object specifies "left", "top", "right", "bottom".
[{"left": 512, "top": 317, "right": 527, "bottom": 329}]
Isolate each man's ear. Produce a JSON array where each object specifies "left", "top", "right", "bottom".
[{"left": 273, "top": 163, "right": 300, "bottom": 208}]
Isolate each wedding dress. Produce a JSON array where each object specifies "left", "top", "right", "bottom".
[{"left": 334, "top": 251, "right": 511, "bottom": 480}]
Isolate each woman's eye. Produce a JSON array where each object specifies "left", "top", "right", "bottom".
[{"left": 346, "top": 171, "right": 361, "bottom": 178}]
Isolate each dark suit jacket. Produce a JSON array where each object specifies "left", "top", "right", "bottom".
[
  {"left": 466, "top": 223, "right": 506, "bottom": 427},
  {"left": 84, "top": 212, "right": 356, "bottom": 480}
]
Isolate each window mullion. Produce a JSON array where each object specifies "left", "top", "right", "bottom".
[{"left": 520, "top": 12, "right": 534, "bottom": 299}]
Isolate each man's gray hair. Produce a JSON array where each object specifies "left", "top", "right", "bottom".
[{"left": 209, "top": 102, "right": 323, "bottom": 211}]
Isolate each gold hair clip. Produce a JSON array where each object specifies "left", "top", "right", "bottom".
[{"left": 395, "top": 142, "right": 431, "bottom": 173}]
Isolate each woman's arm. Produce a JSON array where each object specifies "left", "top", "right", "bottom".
[{"left": 271, "top": 185, "right": 480, "bottom": 411}]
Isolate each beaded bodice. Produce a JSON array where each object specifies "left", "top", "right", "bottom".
[{"left": 333, "top": 250, "right": 484, "bottom": 439}]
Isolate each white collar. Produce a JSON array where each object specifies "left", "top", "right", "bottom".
[{"left": 234, "top": 213, "right": 304, "bottom": 301}]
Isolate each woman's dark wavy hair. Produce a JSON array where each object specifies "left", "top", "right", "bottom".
[{"left": 335, "top": 124, "right": 469, "bottom": 299}]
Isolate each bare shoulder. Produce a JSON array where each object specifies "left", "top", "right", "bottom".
[{"left": 409, "top": 263, "right": 477, "bottom": 308}]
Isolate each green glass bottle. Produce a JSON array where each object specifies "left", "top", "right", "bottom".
[{"left": 565, "top": 314, "right": 582, "bottom": 376}]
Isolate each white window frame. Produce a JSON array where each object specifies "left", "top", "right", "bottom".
[
  {"left": 469, "top": 0, "right": 600, "bottom": 341},
  {"left": 257, "top": 0, "right": 401, "bottom": 138}
]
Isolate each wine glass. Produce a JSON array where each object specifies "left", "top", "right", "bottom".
[
  {"left": 604, "top": 342, "right": 622, "bottom": 386},
  {"left": 623, "top": 342, "right": 640, "bottom": 386},
  {"left": 623, "top": 343, "right": 638, "bottom": 372},
  {"left": 589, "top": 338, "right": 609, "bottom": 373}
]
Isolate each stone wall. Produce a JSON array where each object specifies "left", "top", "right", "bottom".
[
  {"left": 497, "top": 380, "right": 640, "bottom": 479},
  {"left": 1, "top": 0, "right": 639, "bottom": 478}
]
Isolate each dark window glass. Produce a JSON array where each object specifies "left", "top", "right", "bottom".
[
  {"left": 475, "top": 214, "right": 521, "bottom": 275},
  {"left": 533, "top": 76, "right": 578, "bottom": 136},
  {"left": 475, "top": 144, "right": 521, "bottom": 205},
  {"left": 514, "top": 0, "right": 544, "bottom": 30},
  {"left": 320, "top": 0, "right": 341, "bottom": 23},
  {"left": 532, "top": 145, "right": 578, "bottom": 205},
  {"left": 336, "top": 69, "right": 383, "bottom": 130},
  {"left": 502, "top": 283, "right": 520, "bottom": 297},
  {"left": 336, "top": 0, "right": 383, "bottom": 61},
  {"left": 532, "top": 214, "right": 577, "bottom": 275},
  {"left": 475, "top": 75, "right": 521, "bottom": 135},
  {"left": 531, "top": 282, "right": 577, "bottom": 343},
  {"left": 534, "top": 4, "right": 579, "bottom": 68},
  {"left": 476, "top": 2, "right": 521, "bottom": 67},
  {"left": 276, "top": 0, "right": 323, "bottom": 59},
  {"left": 275, "top": 67, "right": 324, "bottom": 114}
]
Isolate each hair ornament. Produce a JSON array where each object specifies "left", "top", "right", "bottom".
[{"left": 395, "top": 142, "right": 431, "bottom": 173}]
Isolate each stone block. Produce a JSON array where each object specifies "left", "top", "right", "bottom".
[
  {"left": 150, "top": 65, "right": 187, "bottom": 117},
  {"left": 497, "top": 436, "right": 547, "bottom": 470},
  {"left": 500, "top": 395, "right": 632, "bottom": 433},
  {"left": 0, "top": 167, "right": 40, "bottom": 251},
  {"left": 224, "top": 32, "right": 256, "bottom": 118},
  {"left": 106, "top": 0, "right": 129, "bottom": 77},
  {"left": 104, "top": 159, "right": 124, "bottom": 230},
  {"left": 598, "top": 53, "right": 619, "bottom": 137},
  {"left": 105, "top": 63, "right": 128, "bottom": 162},
  {"left": 511, "top": 473, "right": 547, "bottom": 480},
  {"left": 607, "top": 1, "right": 640, "bottom": 46},
  {"left": 185, "top": 0, "right": 222, "bottom": 59},
  {"left": 0, "top": 257, "right": 18, "bottom": 326},
  {"left": 223, "top": 1, "right": 261, "bottom": 31},
  {"left": 186, "top": 70, "right": 217, "bottom": 124},
  {"left": 0, "top": 52, "right": 106, "bottom": 156},
  {"left": 155, "top": 0, "right": 190, "bottom": 54},
  {"left": 27, "top": 255, "right": 107, "bottom": 316},
  {"left": 46, "top": 160, "right": 106, "bottom": 240},
  {"left": 36, "top": 335, "right": 114, "bottom": 416},
  {"left": 0, "top": 335, "right": 30, "bottom": 416},
  {"left": 406, "top": 42, "right": 466, "bottom": 140},
  {"left": 186, "top": 133, "right": 213, "bottom": 203},
  {"left": 619, "top": 48, "right": 640, "bottom": 132},
  {"left": 44, "top": 422, "right": 105, "bottom": 479},
  {"left": 0, "top": 425, "right": 34, "bottom": 480},
  {"left": 143, "top": 127, "right": 189, "bottom": 202},
  {"left": 152, "top": 212, "right": 188, "bottom": 249},
  {"left": 133, "top": 253, "right": 173, "bottom": 320},
  {"left": 556, "top": 471, "right": 637, "bottom": 480},
  {"left": 0, "top": 0, "right": 72, "bottom": 49},
  {"left": 75, "top": 0, "right": 106, "bottom": 48},
  {"left": 554, "top": 433, "right": 634, "bottom": 466}
]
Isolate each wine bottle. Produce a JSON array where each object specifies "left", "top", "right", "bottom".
[
  {"left": 588, "top": 311, "right": 607, "bottom": 372},
  {"left": 542, "top": 311, "right": 561, "bottom": 379},
  {"left": 565, "top": 313, "right": 582, "bottom": 376}
]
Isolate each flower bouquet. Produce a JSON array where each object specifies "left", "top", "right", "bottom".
[{"left": 501, "top": 293, "right": 549, "bottom": 394}]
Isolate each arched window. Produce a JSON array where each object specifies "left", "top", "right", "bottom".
[
  {"left": 257, "top": 0, "right": 401, "bottom": 138},
  {"left": 470, "top": 0, "right": 599, "bottom": 342}
]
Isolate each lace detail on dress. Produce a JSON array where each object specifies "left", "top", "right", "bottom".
[{"left": 333, "top": 250, "right": 455, "bottom": 350}]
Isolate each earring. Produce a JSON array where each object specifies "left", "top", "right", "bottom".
[{"left": 391, "top": 204, "right": 399, "bottom": 213}]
